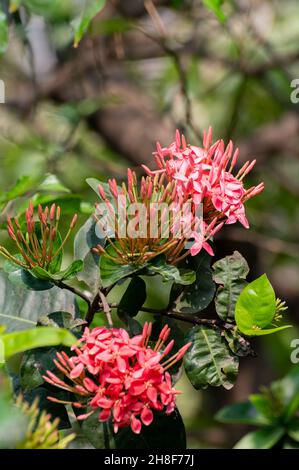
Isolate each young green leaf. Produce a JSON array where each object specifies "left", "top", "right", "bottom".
[
  {"left": 235, "top": 274, "right": 291, "bottom": 336},
  {"left": 203, "top": 0, "right": 227, "bottom": 23},
  {"left": 1, "top": 327, "right": 76, "bottom": 359},
  {"left": 71, "top": 0, "right": 107, "bottom": 47}
]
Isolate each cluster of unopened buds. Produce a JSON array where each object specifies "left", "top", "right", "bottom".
[
  {"left": 94, "top": 128, "right": 264, "bottom": 263},
  {"left": 0, "top": 202, "right": 78, "bottom": 270},
  {"left": 44, "top": 323, "right": 191, "bottom": 434}
]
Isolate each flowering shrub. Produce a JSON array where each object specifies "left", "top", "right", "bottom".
[{"left": 0, "top": 129, "right": 291, "bottom": 449}]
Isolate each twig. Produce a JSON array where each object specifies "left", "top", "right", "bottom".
[
  {"left": 110, "top": 303, "right": 234, "bottom": 331},
  {"left": 99, "top": 290, "right": 113, "bottom": 328},
  {"left": 85, "top": 291, "right": 101, "bottom": 326},
  {"left": 54, "top": 280, "right": 91, "bottom": 306}
]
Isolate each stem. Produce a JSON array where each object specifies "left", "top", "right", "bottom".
[
  {"left": 110, "top": 304, "right": 235, "bottom": 331},
  {"left": 54, "top": 280, "right": 91, "bottom": 307},
  {"left": 85, "top": 291, "right": 101, "bottom": 326}
]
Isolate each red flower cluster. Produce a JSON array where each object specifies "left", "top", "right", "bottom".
[
  {"left": 44, "top": 323, "right": 191, "bottom": 434},
  {"left": 143, "top": 129, "right": 264, "bottom": 255}
]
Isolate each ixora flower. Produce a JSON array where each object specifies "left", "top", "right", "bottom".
[
  {"left": 0, "top": 202, "right": 78, "bottom": 271},
  {"left": 142, "top": 128, "right": 264, "bottom": 254},
  {"left": 44, "top": 323, "right": 191, "bottom": 435},
  {"left": 93, "top": 129, "right": 263, "bottom": 262}
]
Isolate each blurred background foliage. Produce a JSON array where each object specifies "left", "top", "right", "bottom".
[{"left": 0, "top": 0, "right": 299, "bottom": 448}]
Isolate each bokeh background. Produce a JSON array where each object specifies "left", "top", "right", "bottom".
[{"left": 0, "top": 0, "right": 299, "bottom": 448}]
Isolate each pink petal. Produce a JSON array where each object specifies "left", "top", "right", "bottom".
[{"left": 141, "top": 407, "right": 153, "bottom": 426}]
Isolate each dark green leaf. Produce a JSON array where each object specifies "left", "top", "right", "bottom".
[
  {"left": 117, "top": 276, "right": 146, "bottom": 319},
  {"left": 81, "top": 414, "right": 115, "bottom": 449},
  {"left": 212, "top": 251, "right": 249, "bottom": 322},
  {"left": 115, "top": 409, "right": 186, "bottom": 449},
  {"left": 171, "top": 251, "right": 215, "bottom": 314},
  {"left": 223, "top": 329, "right": 254, "bottom": 357},
  {"left": 184, "top": 326, "right": 239, "bottom": 390}
]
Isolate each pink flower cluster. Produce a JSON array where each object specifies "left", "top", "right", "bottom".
[
  {"left": 143, "top": 128, "right": 264, "bottom": 256},
  {"left": 44, "top": 323, "right": 191, "bottom": 434}
]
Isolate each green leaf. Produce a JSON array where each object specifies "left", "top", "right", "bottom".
[
  {"left": 215, "top": 401, "right": 270, "bottom": 426},
  {"left": 235, "top": 274, "right": 291, "bottom": 336},
  {"left": 81, "top": 414, "right": 115, "bottom": 449},
  {"left": 234, "top": 426, "right": 284, "bottom": 449},
  {"left": 0, "top": 270, "right": 77, "bottom": 331},
  {"left": 4, "top": 260, "right": 54, "bottom": 291},
  {"left": 276, "top": 365, "right": 299, "bottom": 420},
  {"left": 171, "top": 251, "right": 215, "bottom": 314},
  {"left": 203, "top": 0, "right": 227, "bottom": 23},
  {"left": 117, "top": 276, "right": 146, "bottom": 319},
  {"left": 1, "top": 327, "right": 76, "bottom": 359},
  {"left": 0, "top": 9, "right": 8, "bottom": 56},
  {"left": 100, "top": 244, "right": 143, "bottom": 288},
  {"left": 37, "top": 174, "right": 71, "bottom": 193},
  {"left": 74, "top": 216, "right": 104, "bottom": 292},
  {"left": 184, "top": 326, "right": 239, "bottom": 390},
  {"left": 71, "top": 0, "right": 107, "bottom": 47},
  {"left": 32, "top": 260, "right": 83, "bottom": 282},
  {"left": 115, "top": 409, "right": 186, "bottom": 449},
  {"left": 0, "top": 175, "right": 41, "bottom": 203},
  {"left": 212, "top": 251, "right": 249, "bottom": 322},
  {"left": 146, "top": 255, "right": 195, "bottom": 285}
]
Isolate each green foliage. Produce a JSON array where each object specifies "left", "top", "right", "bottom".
[
  {"left": 170, "top": 251, "right": 215, "bottom": 313},
  {"left": 212, "top": 251, "right": 249, "bottom": 322},
  {"left": 235, "top": 274, "right": 291, "bottom": 336},
  {"left": 216, "top": 366, "right": 299, "bottom": 449},
  {"left": 81, "top": 408, "right": 186, "bottom": 449},
  {"left": 74, "top": 216, "right": 103, "bottom": 293},
  {"left": 184, "top": 325, "right": 239, "bottom": 390},
  {"left": 117, "top": 276, "right": 146, "bottom": 320},
  {"left": 0, "top": 8, "right": 8, "bottom": 56},
  {"left": 202, "top": 0, "right": 227, "bottom": 23},
  {"left": 0, "top": 270, "right": 76, "bottom": 331},
  {"left": 0, "top": 326, "right": 76, "bottom": 359},
  {"left": 71, "top": 0, "right": 107, "bottom": 47}
]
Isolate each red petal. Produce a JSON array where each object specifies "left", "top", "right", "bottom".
[
  {"left": 131, "top": 415, "right": 142, "bottom": 434},
  {"left": 70, "top": 362, "right": 84, "bottom": 379},
  {"left": 141, "top": 407, "right": 153, "bottom": 426}
]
